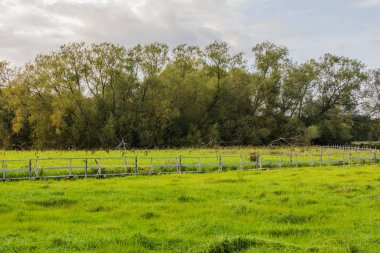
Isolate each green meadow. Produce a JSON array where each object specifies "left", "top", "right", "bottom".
[
  {"left": 0, "top": 147, "right": 370, "bottom": 160},
  {"left": 0, "top": 164, "right": 379, "bottom": 252}
]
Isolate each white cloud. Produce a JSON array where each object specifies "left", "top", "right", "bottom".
[
  {"left": 0, "top": 0, "right": 379, "bottom": 68},
  {"left": 0, "top": 0, "right": 267, "bottom": 64},
  {"left": 356, "top": 0, "right": 380, "bottom": 7}
]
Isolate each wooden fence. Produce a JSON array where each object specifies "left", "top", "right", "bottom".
[{"left": 0, "top": 151, "right": 378, "bottom": 181}]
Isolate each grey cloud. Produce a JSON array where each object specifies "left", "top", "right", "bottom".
[
  {"left": 0, "top": 0, "right": 379, "bottom": 68},
  {"left": 1, "top": 0, "right": 263, "bottom": 64},
  {"left": 373, "top": 40, "right": 380, "bottom": 46}
]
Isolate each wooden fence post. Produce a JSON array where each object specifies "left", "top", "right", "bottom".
[
  {"left": 361, "top": 153, "right": 364, "bottom": 165},
  {"left": 35, "top": 159, "right": 39, "bottom": 178},
  {"left": 259, "top": 154, "right": 262, "bottom": 170},
  {"left": 179, "top": 155, "right": 182, "bottom": 173},
  {"left": 69, "top": 158, "right": 72, "bottom": 176},
  {"left": 150, "top": 158, "right": 154, "bottom": 174},
  {"left": 84, "top": 158, "right": 88, "bottom": 178},
  {"left": 310, "top": 154, "right": 314, "bottom": 167},
  {"left": 219, "top": 155, "right": 222, "bottom": 171},
  {"left": 349, "top": 151, "right": 351, "bottom": 166},
  {"left": 98, "top": 158, "right": 102, "bottom": 175},
  {"left": 124, "top": 157, "right": 127, "bottom": 174},
  {"left": 375, "top": 151, "right": 377, "bottom": 164},
  {"left": 2, "top": 160, "right": 5, "bottom": 180},
  {"left": 328, "top": 154, "right": 331, "bottom": 166},
  {"left": 289, "top": 153, "right": 292, "bottom": 168},
  {"left": 256, "top": 153, "right": 259, "bottom": 170},
  {"left": 320, "top": 153, "right": 322, "bottom": 167},
  {"left": 240, "top": 154, "right": 243, "bottom": 170},
  {"left": 134, "top": 156, "right": 138, "bottom": 175},
  {"left": 342, "top": 154, "right": 346, "bottom": 166},
  {"left": 296, "top": 154, "right": 298, "bottom": 167},
  {"left": 28, "top": 159, "right": 32, "bottom": 179}
]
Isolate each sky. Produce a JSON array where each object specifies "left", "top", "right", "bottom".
[{"left": 0, "top": 0, "right": 379, "bottom": 68}]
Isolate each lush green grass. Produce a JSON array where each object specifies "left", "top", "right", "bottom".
[
  {"left": 0, "top": 165, "right": 379, "bottom": 252},
  {"left": 0, "top": 147, "right": 372, "bottom": 160}
]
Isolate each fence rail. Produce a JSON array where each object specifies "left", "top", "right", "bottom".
[
  {"left": 0, "top": 151, "right": 379, "bottom": 181},
  {"left": 318, "top": 145, "right": 377, "bottom": 151}
]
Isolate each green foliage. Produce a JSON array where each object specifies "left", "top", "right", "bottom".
[
  {"left": 302, "top": 125, "right": 320, "bottom": 145},
  {"left": 100, "top": 114, "right": 116, "bottom": 148},
  {"left": 0, "top": 41, "right": 377, "bottom": 149},
  {"left": 185, "top": 125, "right": 203, "bottom": 146}
]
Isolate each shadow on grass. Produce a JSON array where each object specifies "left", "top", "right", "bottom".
[
  {"left": 200, "top": 236, "right": 319, "bottom": 253},
  {"left": 25, "top": 198, "right": 77, "bottom": 208}
]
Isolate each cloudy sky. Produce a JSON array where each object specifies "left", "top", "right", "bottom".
[{"left": 0, "top": 0, "right": 379, "bottom": 68}]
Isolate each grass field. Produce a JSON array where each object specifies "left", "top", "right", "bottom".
[
  {"left": 0, "top": 164, "right": 379, "bottom": 252},
  {"left": 0, "top": 146, "right": 372, "bottom": 160}
]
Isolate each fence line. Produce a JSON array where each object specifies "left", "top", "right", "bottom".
[
  {"left": 0, "top": 151, "right": 378, "bottom": 181},
  {"left": 318, "top": 145, "right": 376, "bottom": 151}
]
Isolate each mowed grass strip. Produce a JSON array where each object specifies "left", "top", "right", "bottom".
[{"left": 0, "top": 165, "right": 379, "bottom": 252}]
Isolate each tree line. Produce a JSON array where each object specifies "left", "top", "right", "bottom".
[{"left": 0, "top": 41, "right": 379, "bottom": 149}]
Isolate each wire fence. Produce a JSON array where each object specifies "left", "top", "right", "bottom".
[
  {"left": 1, "top": 149, "right": 379, "bottom": 181},
  {"left": 318, "top": 145, "right": 377, "bottom": 151}
]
